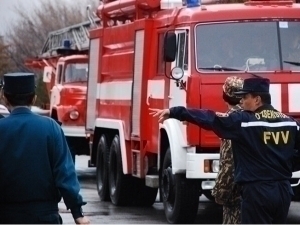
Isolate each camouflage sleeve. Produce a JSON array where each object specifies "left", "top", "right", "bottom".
[
  {"left": 211, "top": 139, "right": 236, "bottom": 205},
  {"left": 211, "top": 106, "right": 242, "bottom": 205}
]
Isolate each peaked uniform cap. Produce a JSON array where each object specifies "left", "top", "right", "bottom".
[
  {"left": 3, "top": 72, "right": 36, "bottom": 94},
  {"left": 234, "top": 77, "right": 270, "bottom": 95}
]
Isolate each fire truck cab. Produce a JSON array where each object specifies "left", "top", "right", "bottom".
[
  {"left": 86, "top": 0, "right": 300, "bottom": 223},
  {"left": 25, "top": 20, "right": 99, "bottom": 160},
  {"left": 45, "top": 54, "right": 89, "bottom": 159}
]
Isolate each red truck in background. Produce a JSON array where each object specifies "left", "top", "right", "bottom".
[
  {"left": 84, "top": 0, "right": 300, "bottom": 223},
  {"left": 26, "top": 19, "right": 99, "bottom": 161}
]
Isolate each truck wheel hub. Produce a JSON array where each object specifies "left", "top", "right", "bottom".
[{"left": 162, "top": 167, "right": 174, "bottom": 201}]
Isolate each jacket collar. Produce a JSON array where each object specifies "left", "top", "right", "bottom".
[
  {"left": 254, "top": 104, "right": 275, "bottom": 113},
  {"left": 226, "top": 104, "right": 242, "bottom": 114},
  {"left": 10, "top": 107, "right": 33, "bottom": 115}
]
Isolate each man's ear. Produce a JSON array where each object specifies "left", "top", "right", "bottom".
[
  {"left": 255, "top": 95, "right": 262, "bottom": 104},
  {"left": 32, "top": 95, "right": 37, "bottom": 105},
  {"left": 2, "top": 95, "right": 9, "bottom": 106}
]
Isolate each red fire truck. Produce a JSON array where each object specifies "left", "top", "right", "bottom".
[
  {"left": 85, "top": 0, "right": 300, "bottom": 223},
  {"left": 26, "top": 20, "right": 99, "bottom": 160}
]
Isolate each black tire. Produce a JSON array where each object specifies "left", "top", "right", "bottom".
[
  {"left": 96, "top": 135, "right": 110, "bottom": 201},
  {"left": 161, "top": 148, "right": 199, "bottom": 224},
  {"left": 65, "top": 136, "right": 76, "bottom": 164},
  {"left": 292, "top": 182, "right": 300, "bottom": 201},
  {"left": 109, "top": 135, "right": 131, "bottom": 206},
  {"left": 203, "top": 190, "right": 215, "bottom": 201},
  {"left": 66, "top": 136, "right": 89, "bottom": 163},
  {"left": 133, "top": 178, "right": 158, "bottom": 207}
]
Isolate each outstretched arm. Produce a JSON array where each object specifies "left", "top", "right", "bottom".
[{"left": 150, "top": 106, "right": 242, "bottom": 140}]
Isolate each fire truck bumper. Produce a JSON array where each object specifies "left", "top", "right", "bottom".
[
  {"left": 61, "top": 125, "right": 87, "bottom": 137},
  {"left": 185, "top": 154, "right": 300, "bottom": 189},
  {"left": 291, "top": 171, "right": 300, "bottom": 187},
  {"left": 186, "top": 153, "right": 219, "bottom": 179}
]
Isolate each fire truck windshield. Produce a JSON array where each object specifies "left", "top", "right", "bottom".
[
  {"left": 64, "top": 63, "right": 88, "bottom": 83},
  {"left": 196, "top": 21, "right": 300, "bottom": 73}
]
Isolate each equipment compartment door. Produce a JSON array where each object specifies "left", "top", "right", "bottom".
[
  {"left": 131, "top": 30, "right": 145, "bottom": 137},
  {"left": 86, "top": 38, "right": 101, "bottom": 131}
]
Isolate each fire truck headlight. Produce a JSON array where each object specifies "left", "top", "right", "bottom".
[
  {"left": 69, "top": 110, "right": 79, "bottom": 120},
  {"left": 171, "top": 67, "right": 184, "bottom": 80},
  {"left": 212, "top": 160, "right": 219, "bottom": 173}
]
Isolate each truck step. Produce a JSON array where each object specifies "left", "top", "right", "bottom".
[{"left": 145, "top": 175, "right": 159, "bottom": 188}]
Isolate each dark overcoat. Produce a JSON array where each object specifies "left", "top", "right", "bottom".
[{"left": 0, "top": 107, "right": 84, "bottom": 213}]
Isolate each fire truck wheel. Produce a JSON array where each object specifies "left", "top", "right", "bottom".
[
  {"left": 96, "top": 134, "right": 111, "bottom": 201},
  {"left": 161, "top": 148, "right": 199, "bottom": 224},
  {"left": 109, "top": 135, "right": 131, "bottom": 206},
  {"left": 132, "top": 178, "right": 158, "bottom": 207},
  {"left": 292, "top": 184, "right": 300, "bottom": 201},
  {"left": 202, "top": 190, "right": 215, "bottom": 201},
  {"left": 65, "top": 137, "right": 76, "bottom": 164}
]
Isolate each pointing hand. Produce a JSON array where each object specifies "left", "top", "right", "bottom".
[
  {"left": 75, "top": 216, "right": 90, "bottom": 224},
  {"left": 149, "top": 108, "right": 170, "bottom": 123}
]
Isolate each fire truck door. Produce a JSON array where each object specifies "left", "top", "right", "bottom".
[
  {"left": 168, "top": 30, "right": 188, "bottom": 108},
  {"left": 50, "top": 63, "right": 63, "bottom": 111}
]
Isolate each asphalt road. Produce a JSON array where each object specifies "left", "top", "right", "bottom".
[{"left": 59, "top": 156, "right": 300, "bottom": 224}]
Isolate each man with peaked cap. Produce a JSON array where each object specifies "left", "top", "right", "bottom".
[
  {"left": 211, "top": 76, "right": 243, "bottom": 224},
  {"left": 0, "top": 72, "right": 90, "bottom": 224},
  {"left": 150, "top": 77, "right": 300, "bottom": 224}
]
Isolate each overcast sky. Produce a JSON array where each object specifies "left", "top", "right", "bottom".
[
  {"left": 0, "top": 0, "right": 81, "bottom": 36},
  {"left": 0, "top": 0, "right": 39, "bottom": 35}
]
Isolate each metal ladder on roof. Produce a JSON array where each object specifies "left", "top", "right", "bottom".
[{"left": 40, "top": 18, "right": 101, "bottom": 58}]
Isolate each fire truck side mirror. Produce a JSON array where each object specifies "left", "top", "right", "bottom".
[
  {"left": 43, "top": 66, "right": 53, "bottom": 83},
  {"left": 163, "top": 31, "right": 177, "bottom": 62}
]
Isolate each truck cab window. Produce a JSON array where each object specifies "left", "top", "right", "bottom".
[
  {"left": 157, "top": 33, "right": 165, "bottom": 74},
  {"left": 196, "top": 21, "right": 284, "bottom": 72},
  {"left": 176, "top": 32, "right": 188, "bottom": 71},
  {"left": 64, "top": 63, "right": 88, "bottom": 83},
  {"left": 279, "top": 22, "right": 300, "bottom": 70},
  {"left": 57, "top": 65, "right": 63, "bottom": 84}
]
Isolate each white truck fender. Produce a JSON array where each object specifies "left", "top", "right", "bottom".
[
  {"left": 95, "top": 118, "right": 128, "bottom": 174},
  {"left": 159, "top": 119, "right": 195, "bottom": 174}
]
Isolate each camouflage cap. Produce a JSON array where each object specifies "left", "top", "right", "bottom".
[{"left": 223, "top": 76, "right": 244, "bottom": 98}]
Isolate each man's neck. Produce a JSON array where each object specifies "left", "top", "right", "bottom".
[
  {"left": 252, "top": 103, "right": 264, "bottom": 112},
  {"left": 227, "top": 104, "right": 235, "bottom": 110},
  {"left": 10, "top": 105, "right": 31, "bottom": 112}
]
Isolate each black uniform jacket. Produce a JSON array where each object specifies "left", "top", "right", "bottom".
[
  {"left": 0, "top": 107, "right": 85, "bottom": 212},
  {"left": 170, "top": 104, "right": 300, "bottom": 184}
]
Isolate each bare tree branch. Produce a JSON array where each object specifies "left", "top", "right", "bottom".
[
  {"left": 1, "top": 0, "right": 98, "bottom": 106},
  {"left": 4, "top": 0, "right": 98, "bottom": 71}
]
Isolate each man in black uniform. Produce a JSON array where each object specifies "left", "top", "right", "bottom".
[
  {"left": 150, "top": 77, "right": 300, "bottom": 224},
  {"left": 0, "top": 73, "right": 90, "bottom": 224}
]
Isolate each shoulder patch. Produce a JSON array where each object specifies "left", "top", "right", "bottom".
[{"left": 216, "top": 112, "right": 229, "bottom": 117}]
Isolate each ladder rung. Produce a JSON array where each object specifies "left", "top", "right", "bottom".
[{"left": 40, "top": 19, "right": 101, "bottom": 57}]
